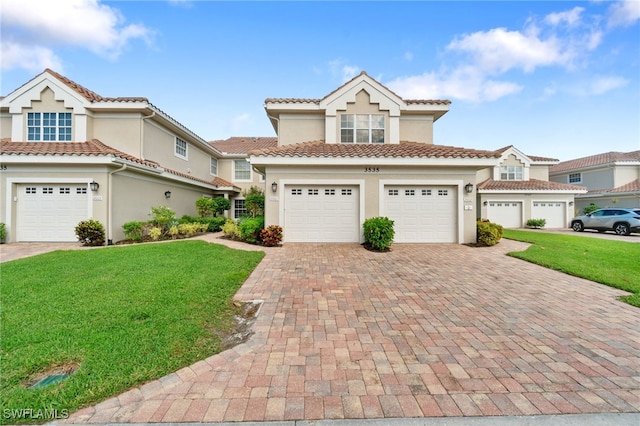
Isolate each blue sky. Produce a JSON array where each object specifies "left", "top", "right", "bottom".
[{"left": 1, "top": 0, "right": 639, "bottom": 161}]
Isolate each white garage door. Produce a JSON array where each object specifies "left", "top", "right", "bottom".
[
  {"left": 531, "top": 201, "right": 566, "bottom": 228},
  {"left": 487, "top": 202, "right": 522, "bottom": 228},
  {"left": 284, "top": 185, "right": 359, "bottom": 242},
  {"left": 17, "top": 184, "right": 90, "bottom": 242},
  {"left": 384, "top": 186, "right": 457, "bottom": 243}
]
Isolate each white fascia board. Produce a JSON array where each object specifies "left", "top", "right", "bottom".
[
  {"left": 0, "top": 155, "right": 115, "bottom": 165},
  {"left": 264, "top": 103, "right": 320, "bottom": 112},
  {"left": 249, "top": 155, "right": 499, "bottom": 168},
  {"left": 478, "top": 189, "right": 588, "bottom": 194},
  {"left": 550, "top": 162, "right": 640, "bottom": 176}
]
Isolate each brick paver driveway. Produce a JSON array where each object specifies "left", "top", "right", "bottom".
[{"left": 67, "top": 238, "right": 640, "bottom": 423}]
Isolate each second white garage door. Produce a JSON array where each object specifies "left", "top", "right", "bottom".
[
  {"left": 531, "top": 202, "right": 566, "bottom": 228},
  {"left": 384, "top": 186, "right": 457, "bottom": 243},
  {"left": 284, "top": 185, "right": 360, "bottom": 242}
]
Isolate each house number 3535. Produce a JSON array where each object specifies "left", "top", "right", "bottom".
[{"left": 364, "top": 167, "right": 379, "bottom": 173}]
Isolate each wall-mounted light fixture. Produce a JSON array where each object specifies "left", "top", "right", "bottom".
[
  {"left": 569, "top": 201, "right": 574, "bottom": 206},
  {"left": 89, "top": 181, "right": 99, "bottom": 192},
  {"left": 483, "top": 201, "right": 488, "bottom": 206},
  {"left": 271, "top": 181, "right": 278, "bottom": 193},
  {"left": 164, "top": 191, "right": 172, "bottom": 199},
  {"left": 464, "top": 183, "right": 474, "bottom": 194}
]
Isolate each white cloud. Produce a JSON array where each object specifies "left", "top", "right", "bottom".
[
  {"left": 586, "top": 76, "right": 629, "bottom": 95},
  {"left": 385, "top": 5, "right": 619, "bottom": 103},
  {"left": 387, "top": 67, "right": 522, "bottom": 103},
  {"left": 0, "top": 41, "right": 63, "bottom": 72},
  {"left": 544, "top": 7, "right": 585, "bottom": 27},
  {"left": 403, "top": 51, "right": 414, "bottom": 61},
  {"left": 0, "top": 0, "right": 153, "bottom": 71},
  {"left": 607, "top": 0, "right": 640, "bottom": 28}
]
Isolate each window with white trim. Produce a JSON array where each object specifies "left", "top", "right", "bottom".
[
  {"left": 234, "top": 159, "right": 251, "bottom": 181},
  {"left": 234, "top": 199, "right": 247, "bottom": 218},
  {"left": 568, "top": 173, "right": 581, "bottom": 183},
  {"left": 500, "top": 165, "right": 523, "bottom": 180},
  {"left": 210, "top": 157, "right": 218, "bottom": 176},
  {"left": 27, "top": 112, "right": 72, "bottom": 141},
  {"left": 340, "top": 114, "right": 384, "bottom": 144},
  {"left": 175, "top": 137, "right": 187, "bottom": 159}
]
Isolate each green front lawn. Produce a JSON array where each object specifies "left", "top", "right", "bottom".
[
  {"left": 0, "top": 240, "right": 264, "bottom": 424},
  {"left": 503, "top": 229, "right": 640, "bottom": 307}
]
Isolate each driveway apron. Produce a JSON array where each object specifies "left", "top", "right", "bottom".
[{"left": 66, "top": 238, "right": 640, "bottom": 423}]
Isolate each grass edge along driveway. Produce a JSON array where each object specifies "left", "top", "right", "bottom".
[
  {"left": 503, "top": 229, "right": 640, "bottom": 307},
  {"left": 0, "top": 240, "right": 264, "bottom": 424}
]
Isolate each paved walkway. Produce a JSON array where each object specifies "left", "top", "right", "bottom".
[{"left": 58, "top": 235, "right": 639, "bottom": 423}]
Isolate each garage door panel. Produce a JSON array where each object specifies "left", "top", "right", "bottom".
[
  {"left": 17, "top": 184, "right": 89, "bottom": 242},
  {"left": 487, "top": 202, "right": 522, "bottom": 228},
  {"left": 531, "top": 202, "right": 566, "bottom": 228},
  {"left": 285, "top": 185, "right": 359, "bottom": 243},
  {"left": 384, "top": 186, "right": 457, "bottom": 243}
]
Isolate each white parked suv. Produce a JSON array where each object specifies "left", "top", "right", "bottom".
[{"left": 571, "top": 208, "right": 640, "bottom": 236}]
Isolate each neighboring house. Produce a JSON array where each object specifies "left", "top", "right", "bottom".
[
  {"left": 0, "top": 69, "right": 239, "bottom": 243},
  {"left": 209, "top": 137, "right": 277, "bottom": 218},
  {"left": 476, "top": 146, "right": 587, "bottom": 229},
  {"left": 549, "top": 150, "right": 640, "bottom": 214},
  {"left": 248, "top": 71, "right": 585, "bottom": 243}
]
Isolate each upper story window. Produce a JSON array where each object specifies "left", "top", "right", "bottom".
[
  {"left": 175, "top": 137, "right": 187, "bottom": 159},
  {"left": 340, "top": 114, "right": 384, "bottom": 144},
  {"left": 210, "top": 157, "right": 218, "bottom": 176},
  {"left": 234, "top": 159, "right": 251, "bottom": 181},
  {"left": 500, "top": 165, "right": 523, "bottom": 180},
  {"left": 27, "top": 112, "right": 72, "bottom": 141},
  {"left": 568, "top": 173, "right": 581, "bottom": 183}
]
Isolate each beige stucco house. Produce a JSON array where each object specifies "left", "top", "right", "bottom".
[
  {"left": 549, "top": 150, "right": 640, "bottom": 214},
  {"left": 208, "top": 137, "right": 277, "bottom": 218},
  {"left": 249, "top": 72, "right": 585, "bottom": 243},
  {"left": 0, "top": 69, "right": 239, "bottom": 243},
  {"left": 1, "top": 69, "right": 587, "bottom": 244}
]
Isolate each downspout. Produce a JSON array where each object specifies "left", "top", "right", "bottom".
[
  {"left": 140, "top": 111, "right": 156, "bottom": 160},
  {"left": 107, "top": 162, "right": 127, "bottom": 245}
]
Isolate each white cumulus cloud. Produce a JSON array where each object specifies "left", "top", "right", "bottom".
[
  {"left": 0, "top": 0, "right": 153, "bottom": 71},
  {"left": 607, "top": 0, "right": 640, "bottom": 28}
]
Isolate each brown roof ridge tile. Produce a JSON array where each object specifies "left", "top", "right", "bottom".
[
  {"left": 477, "top": 178, "right": 586, "bottom": 192},
  {"left": 265, "top": 71, "right": 450, "bottom": 106},
  {"left": 45, "top": 68, "right": 149, "bottom": 103},
  {"left": 550, "top": 150, "right": 640, "bottom": 173}
]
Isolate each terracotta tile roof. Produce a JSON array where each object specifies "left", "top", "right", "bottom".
[
  {"left": 265, "top": 71, "right": 451, "bottom": 106},
  {"left": 0, "top": 138, "right": 159, "bottom": 167},
  {"left": 0, "top": 139, "right": 236, "bottom": 190},
  {"left": 549, "top": 150, "right": 640, "bottom": 173},
  {"left": 587, "top": 179, "right": 640, "bottom": 195},
  {"left": 45, "top": 68, "right": 148, "bottom": 103},
  {"left": 494, "top": 145, "right": 558, "bottom": 162},
  {"left": 209, "top": 137, "right": 278, "bottom": 155},
  {"left": 249, "top": 141, "right": 501, "bottom": 159},
  {"left": 477, "top": 178, "right": 586, "bottom": 192}
]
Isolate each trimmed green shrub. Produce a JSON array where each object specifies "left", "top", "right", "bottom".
[
  {"left": 476, "top": 220, "right": 503, "bottom": 247},
  {"left": 180, "top": 215, "right": 226, "bottom": 232},
  {"left": 583, "top": 204, "right": 600, "bottom": 215},
  {"left": 526, "top": 218, "right": 546, "bottom": 229},
  {"left": 122, "top": 221, "right": 144, "bottom": 241},
  {"left": 0, "top": 222, "right": 6, "bottom": 243},
  {"left": 149, "top": 206, "right": 176, "bottom": 229},
  {"left": 75, "top": 219, "right": 106, "bottom": 246},
  {"left": 363, "top": 216, "right": 395, "bottom": 251},
  {"left": 238, "top": 216, "right": 265, "bottom": 243},
  {"left": 222, "top": 218, "right": 241, "bottom": 239},
  {"left": 260, "top": 225, "right": 283, "bottom": 247}
]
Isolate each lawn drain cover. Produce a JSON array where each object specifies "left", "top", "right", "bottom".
[
  {"left": 26, "top": 363, "right": 79, "bottom": 389},
  {"left": 31, "top": 374, "right": 69, "bottom": 389}
]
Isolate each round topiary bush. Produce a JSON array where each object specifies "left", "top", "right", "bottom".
[{"left": 75, "top": 219, "right": 106, "bottom": 246}]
